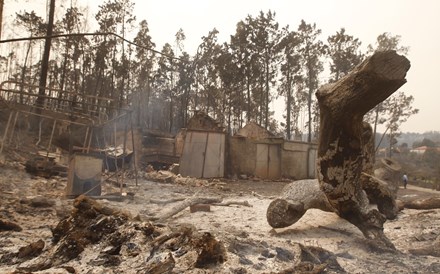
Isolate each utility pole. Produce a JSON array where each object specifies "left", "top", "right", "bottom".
[{"left": 35, "top": 0, "right": 55, "bottom": 114}]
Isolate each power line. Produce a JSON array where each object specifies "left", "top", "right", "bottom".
[{"left": 0, "top": 31, "right": 185, "bottom": 62}]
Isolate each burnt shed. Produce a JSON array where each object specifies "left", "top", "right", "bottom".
[
  {"left": 141, "top": 129, "right": 179, "bottom": 169},
  {"left": 179, "top": 112, "right": 226, "bottom": 178}
]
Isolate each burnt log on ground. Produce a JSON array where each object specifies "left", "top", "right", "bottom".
[
  {"left": 151, "top": 197, "right": 223, "bottom": 222},
  {"left": 316, "top": 50, "right": 410, "bottom": 249},
  {"left": 404, "top": 197, "right": 440, "bottom": 209},
  {"left": 266, "top": 180, "right": 334, "bottom": 228},
  {"left": 0, "top": 219, "right": 22, "bottom": 232},
  {"left": 266, "top": 175, "right": 398, "bottom": 230}
]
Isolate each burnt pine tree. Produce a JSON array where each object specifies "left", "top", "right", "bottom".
[
  {"left": 215, "top": 43, "right": 241, "bottom": 133},
  {"left": 97, "top": 0, "right": 136, "bottom": 110},
  {"left": 194, "top": 28, "right": 222, "bottom": 117},
  {"left": 297, "top": 20, "right": 326, "bottom": 142},
  {"left": 229, "top": 18, "right": 258, "bottom": 125},
  {"left": 133, "top": 19, "right": 156, "bottom": 127},
  {"left": 56, "top": 7, "right": 86, "bottom": 110},
  {"left": 175, "top": 52, "right": 192, "bottom": 128},
  {"left": 94, "top": 0, "right": 136, "bottom": 113},
  {"left": 116, "top": 0, "right": 136, "bottom": 109},
  {"left": 153, "top": 43, "right": 175, "bottom": 132},
  {"left": 250, "top": 10, "right": 282, "bottom": 129},
  {"left": 367, "top": 32, "right": 409, "bottom": 54},
  {"left": 14, "top": 11, "right": 45, "bottom": 103},
  {"left": 327, "top": 28, "right": 364, "bottom": 82},
  {"left": 94, "top": 0, "right": 118, "bottom": 109},
  {"left": 35, "top": 0, "right": 55, "bottom": 114},
  {"left": 377, "top": 92, "right": 419, "bottom": 157},
  {"left": 296, "top": 20, "right": 326, "bottom": 142},
  {"left": 277, "top": 28, "right": 302, "bottom": 140},
  {"left": 171, "top": 28, "right": 195, "bottom": 129}
]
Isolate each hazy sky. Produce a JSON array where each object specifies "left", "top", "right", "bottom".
[{"left": 4, "top": 0, "right": 440, "bottom": 133}]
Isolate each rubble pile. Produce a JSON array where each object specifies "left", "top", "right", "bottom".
[
  {"left": 141, "top": 169, "right": 211, "bottom": 187},
  {"left": 2, "top": 195, "right": 229, "bottom": 273}
]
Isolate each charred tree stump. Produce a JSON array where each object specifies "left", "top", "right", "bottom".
[
  {"left": 266, "top": 175, "right": 398, "bottom": 229},
  {"left": 267, "top": 179, "right": 334, "bottom": 228},
  {"left": 316, "top": 50, "right": 410, "bottom": 249}
]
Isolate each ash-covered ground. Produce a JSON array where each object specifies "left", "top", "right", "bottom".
[{"left": 1, "top": 162, "right": 440, "bottom": 273}]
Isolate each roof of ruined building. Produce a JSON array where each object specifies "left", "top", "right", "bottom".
[
  {"left": 186, "top": 111, "right": 225, "bottom": 132},
  {"left": 235, "top": 122, "right": 275, "bottom": 139}
]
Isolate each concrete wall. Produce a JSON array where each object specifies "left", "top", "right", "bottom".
[
  {"left": 228, "top": 137, "right": 258, "bottom": 177},
  {"left": 282, "top": 141, "right": 318, "bottom": 179},
  {"left": 229, "top": 138, "right": 318, "bottom": 180},
  {"left": 228, "top": 137, "right": 318, "bottom": 180}
]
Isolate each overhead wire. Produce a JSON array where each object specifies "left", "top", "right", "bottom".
[{"left": 0, "top": 31, "right": 185, "bottom": 62}]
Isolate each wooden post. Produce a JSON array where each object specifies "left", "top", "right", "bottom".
[
  {"left": 130, "top": 112, "right": 138, "bottom": 186},
  {"left": 113, "top": 122, "right": 120, "bottom": 192},
  {"left": 102, "top": 126, "right": 108, "bottom": 170},
  {"left": 121, "top": 116, "right": 127, "bottom": 187},
  {"left": 0, "top": 111, "right": 13, "bottom": 157},
  {"left": 315, "top": 50, "right": 410, "bottom": 249},
  {"left": 87, "top": 127, "right": 93, "bottom": 153},
  {"left": 9, "top": 111, "right": 19, "bottom": 144},
  {"left": 83, "top": 127, "right": 89, "bottom": 153},
  {"left": 46, "top": 119, "right": 57, "bottom": 158}
]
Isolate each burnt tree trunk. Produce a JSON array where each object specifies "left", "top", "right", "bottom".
[
  {"left": 316, "top": 50, "right": 410, "bottom": 249},
  {"left": 35, "top": 0, "right": 55, "bottom": 113}
]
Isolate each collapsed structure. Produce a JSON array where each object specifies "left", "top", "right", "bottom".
[
  {"left": 0, "top": 80, "right": 138, "bottom": 196},
  {"left": 0, "top": 77, "right": 320, "bottom": 202}
]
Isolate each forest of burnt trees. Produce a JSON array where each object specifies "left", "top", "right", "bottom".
[{"left": 0, "top": 0, "right": 418, "bottom": 144}]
